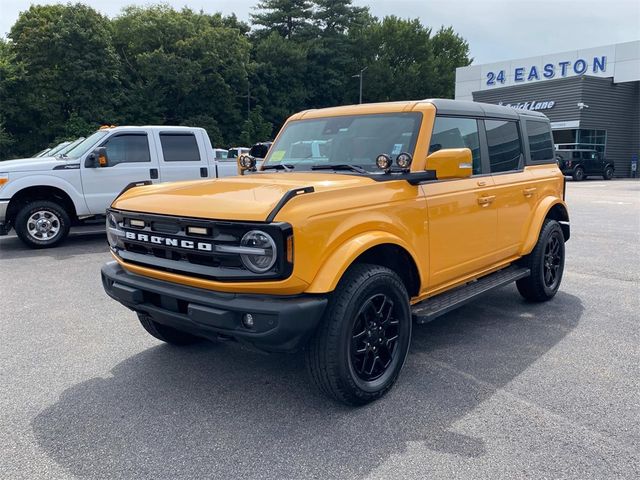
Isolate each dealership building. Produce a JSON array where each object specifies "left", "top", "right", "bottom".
[{"left": 455, "top": 41, "right": 640, "bottom": 177}]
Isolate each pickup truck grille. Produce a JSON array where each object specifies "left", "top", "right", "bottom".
[{"left": 108, "top": 210, "right": 292, "bottom": 281}]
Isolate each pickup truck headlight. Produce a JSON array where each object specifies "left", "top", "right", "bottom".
[
  {"left": 240, "top": 230, "right": 277, "bottom": 273},
  {"left": 106, "top": 212, "right": 124, "bottom": 247}
]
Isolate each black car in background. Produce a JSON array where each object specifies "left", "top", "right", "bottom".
[{"left": 556, "top": 149, "right": 615, "bottom": 181}]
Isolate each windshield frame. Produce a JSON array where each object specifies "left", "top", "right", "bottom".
[{"left": 261, "top": 112, "right": 423, "bottom": 173}]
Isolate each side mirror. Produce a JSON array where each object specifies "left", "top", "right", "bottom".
[
  {"left": 426, "top": 148, "right": 473, "bottom": 180},
  {"left": 85, "top": 147, "right": 109, "bottom": 168},
  {"left": 249, "top": 142, "right": 271, "bottom": 159},
  {"left": 237, "top": 154, "right": 257, "bottom": 176}
]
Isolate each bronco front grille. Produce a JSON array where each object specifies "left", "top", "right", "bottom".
[{"left": 108, "top": 209, "right": 292, "bottom": 281}]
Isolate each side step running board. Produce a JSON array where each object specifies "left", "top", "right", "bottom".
[{"left": 411, "top": 265, "right": 530, "bottom": 324}]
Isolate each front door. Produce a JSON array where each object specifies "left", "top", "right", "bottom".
[{"left": 81, "top": 132, "right": 159, "bottom": 214}]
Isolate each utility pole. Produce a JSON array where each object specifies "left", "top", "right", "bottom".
[{"left": 352, "top": 66, "right": 368, "bottom": 104}]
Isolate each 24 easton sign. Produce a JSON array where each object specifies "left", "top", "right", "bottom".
[{"left": 487, "top": 55, "right": 607, "bottom": 86}]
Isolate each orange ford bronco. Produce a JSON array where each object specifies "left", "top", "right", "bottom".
[{"left": 102, "top": 99, "right": 569, "bottom": 405}]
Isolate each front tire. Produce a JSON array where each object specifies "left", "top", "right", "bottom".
[
  {"left": 517, "top": 219, "right": 565, "bottom": 302},
  {"left": 137, "top": 313, "right": 202, "bottom": 345},
  {"left": 15, "top": 200, "right": 71, "bottom": 248},
  {"left": 306, "top": 264, "right": 412, "bottom": 406}
]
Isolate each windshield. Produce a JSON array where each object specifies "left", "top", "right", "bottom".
[
  {"left": 46, "top": 141, "right": 72, "bottom": 157},
  {"left": 263, "top": 113, "right": 422, "bottom": 172},
  {"left": 56, "top": 137, "right": 85, "bottom": 157},
  {"left": 64, "top": 130, "right": 109, "bottom": 159}
]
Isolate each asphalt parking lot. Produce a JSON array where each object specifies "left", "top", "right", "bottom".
[{"left": 1, "top": 180, "right": 638, "bottom": 479}]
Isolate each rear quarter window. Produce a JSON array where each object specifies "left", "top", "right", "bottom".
[{"left": 526, "top": 120, "right": 554, "bottom": 162}]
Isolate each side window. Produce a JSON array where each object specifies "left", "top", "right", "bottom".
[
  {"left": 572, "top": 151, "right": 581, "bottom": 159},
  {"left": 581, "top": 151, "right": 596, "bottom": 160},
  {"left": 429, "top": 116, "right": 482, "bottom": 174},
  {"left": 485, "top": 120, "right": 523, "bottom": 173},
  {"left": 160, "top": 133, "right": 201, "bottom": 162},
  {"left": 526, "top": 120, "right": 554, "bottom": 161},
  {"left": 102, "top": 134, "right": 150, "bottom": 165}
]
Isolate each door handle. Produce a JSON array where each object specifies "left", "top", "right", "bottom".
[
  {"left": 477, "top": 180, "right": 488, "bottom": 187},
  {"left": 477, "top": 195, "right": 496, "bottom": 206},
  {"left": 523, "top": 187, "right": 537, "bottom": 197},
  {"left": 149, "top": 168, "right": 158, "bottom": 180},
  {"left": 200, "top": 167, "right": 208, "bottom": 178}
]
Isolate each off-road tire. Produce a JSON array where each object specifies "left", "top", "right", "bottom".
[
  {"left": 15, "top": 200, "right": 71, "bottom": 249},
  {"left": 572, "top": 167, "right": 585, "bottom": 181},
  {"left": 517, "top": 219, "right": 565, "bottom": 302},
  {"left": 603, "top": 166, "right": 614, "bottom": 180},
  {"left": 306, "top": 264, "right": 412, "bottom": 406},
  {"left": 137, "top": 313, "right": 202, "bottom": 345}
]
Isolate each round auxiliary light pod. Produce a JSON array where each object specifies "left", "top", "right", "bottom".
[
  {"left": 239, "top": 154, "right": 256, "bottom": 169},
  {"left": 396, "top": 152, "right": 413, "bottom": 170},
  {"left": 376, "top": 154, "right": 393, "bottom": 172}
]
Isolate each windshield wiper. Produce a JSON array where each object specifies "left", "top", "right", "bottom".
[
  {"left": 262, "top": 163, "right": 294, "bottom": 172},
  {"left": 311, "top": 164, "right": 367, "bottom": 174}
]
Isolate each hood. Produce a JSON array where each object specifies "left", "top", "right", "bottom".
[
  {"left": 0, "top": 156, "right": 68, "bottom": 173},
  {"left": 112, "top": 172, "right": 377, "bottom": 222}
]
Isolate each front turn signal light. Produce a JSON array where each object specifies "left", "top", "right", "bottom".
[
  {"left": 0, "top": 174, "right": 8, "bottom": 187},
  {"left": 286, "top": 235, "right": 293, "bottom": 263}
]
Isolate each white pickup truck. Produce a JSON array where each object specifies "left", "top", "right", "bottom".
[{"left": 0, "top": 126, "right": 239, "bottom": 248}]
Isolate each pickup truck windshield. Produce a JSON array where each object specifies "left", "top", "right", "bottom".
[
  {"left": 64, "top": 130, "right": 109, "bottom": 159},
  {"left": 263, "top": 113, "right": 422, "bottom": 172}
]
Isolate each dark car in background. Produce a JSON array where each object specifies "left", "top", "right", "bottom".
[{"left": 556, "top": 149, "right": 615, "bottom": 181}]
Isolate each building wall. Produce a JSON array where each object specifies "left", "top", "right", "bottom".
[{"left": 472, "top": 76, "right": 639, "bottom": 177}]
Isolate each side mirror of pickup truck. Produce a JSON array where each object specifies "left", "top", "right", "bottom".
[
  {"left": 426, "top": 148, "right": 473, "bottom": 180},
  {"left": 85, "top": 147, "right": 110, "bottom": 168}
]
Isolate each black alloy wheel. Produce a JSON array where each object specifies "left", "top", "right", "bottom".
[{"left": 350, "top": 293, "right": 401, "bottom": 382}]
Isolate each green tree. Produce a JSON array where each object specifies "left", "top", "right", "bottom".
[
  {"left": 251, "top": 0, "right": 315, "bottom": 39},
  {"left": 240, "top": 106, "right": 273, "bottom": 145},
  {"left": 112, "top": 5, "right": 250, "bottom": 145},
  {"left": 4, "top": 3, "right": 121, "bottom": 156},
  {"left": 430, "top": 26, "right": 472, "bottom": 98}
]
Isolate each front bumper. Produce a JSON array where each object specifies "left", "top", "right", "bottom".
[
  {"left": 0, "top": 200, "right": 10, "bottom": 235},
  {"left": 101, "top": 261, "right": 328, "bottom": 352}
]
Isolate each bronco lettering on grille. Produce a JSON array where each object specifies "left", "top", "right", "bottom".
[{"left": 124, "top": 231, "right": 213, "bottom": 252}]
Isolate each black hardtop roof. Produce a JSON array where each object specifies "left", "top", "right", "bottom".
[{"left": 423, "top": 98, "right": 548, "bottom": 120}]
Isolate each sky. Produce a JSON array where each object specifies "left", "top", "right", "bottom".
[{"left": 0, "top": 0, "right": 638, "bottom": 64}]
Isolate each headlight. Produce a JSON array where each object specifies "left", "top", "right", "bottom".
[
  {"left": 0, "top": 173, "right": 8, "bottom": 188},
  {"left": 106, "top": 212, "right": 124, "bottom": 247},
  {"left": 240, "top": 230, "right": 277, "bottom": 273}
]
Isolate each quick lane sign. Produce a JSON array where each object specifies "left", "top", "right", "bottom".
[
  {"left": 497, "top": 100, "right": 556, "bottom": 111},
  {"left": 487, "top": 56, "right": 606, "bottom": 86}
]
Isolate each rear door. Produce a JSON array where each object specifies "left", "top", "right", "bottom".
[
  {"left": 425, "top": 116, "right": 498, "bottom": 289},
  {"left": 485, "top": 119, "right": 536, "bottom": 259},
  {"left": 81, "top": 131, "right": 158, "bottom": 214},
  {"left": 582, "top": 151, "right": 599, "bottom": 174},
  {"left": 156, "top": 130, "right": 210, "bottom": 183}
]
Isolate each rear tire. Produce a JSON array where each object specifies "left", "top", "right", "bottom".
[
  {"left": 137, "top": 313, "right": 202, "bottom": 345},
  {"left": 517, "top": 219, "right": 565, "bottom": 302},
  {"left": 306, "top": 264, "right": 412, "bottom": 406},
  {"left": 603, "top": 166, "right": 614, "bottom": 180},
  {"left": 15, "top": 200, "right": 71, "bottom": 249},
  {"left": 572, "top": 167, "right": 585, "bottom": 181}
]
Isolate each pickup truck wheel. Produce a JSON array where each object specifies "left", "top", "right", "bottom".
[
  {"left": 137, "top": 313, "right": 202, "bottom": 345},
  {"left": 306, "top": 264, "right": 412, "bottom": 406},
  {"left": 572, "top": 167, "right": 585, "bottom": 181},
  {"left": 603, "top": 166, "right": 614, "bottom": 180},
  {"left": 15, "top": 200, "right": 71, "bottom": 248},
  {"left": 517, "top": 219, "right": 565, "bottom": 302}
]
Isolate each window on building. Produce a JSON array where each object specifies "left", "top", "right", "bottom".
[
  {"left": 485, "top": 120, "right": 523, "bottom": 173},
  {"left": 526, "top": 120, "right": 554, "bottom": 161},
  {"left": 102, "top": 134, "right": 150, "bottom": 165},
  {"left": 160, "top": 133, "right": 201, "bottom": 162},
  {"left": 553, "top": 129, "right": 606, "bottom": 154},
  {"left": 429, "top": 116, "right": 482, "bottom": 174}
]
